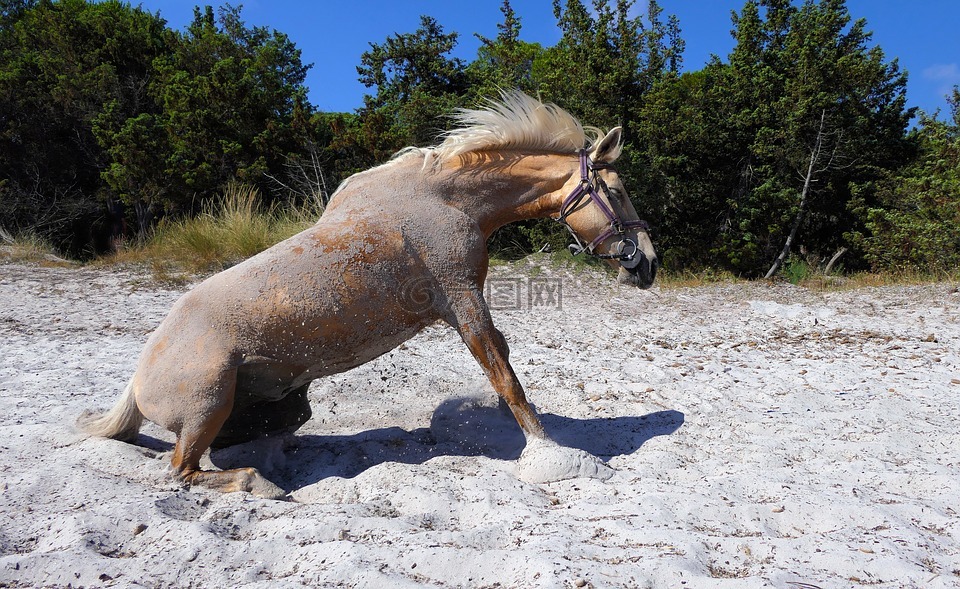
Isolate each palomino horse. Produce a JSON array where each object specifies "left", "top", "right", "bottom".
[{"left": 79, "top": 91, "right": 658, "bottom": 499}]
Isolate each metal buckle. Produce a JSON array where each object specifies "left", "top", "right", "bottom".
[{"left": 614, "top": 238, "right": 638, "bottom": 261}]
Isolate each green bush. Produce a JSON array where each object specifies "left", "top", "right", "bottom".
[
  {"left": 782, "top": 258, "right": 812, "bottom": 285},
  {"left": 853, "top": 103, "right": 960, "bottom": 274}
]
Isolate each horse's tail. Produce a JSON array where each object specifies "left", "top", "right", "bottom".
[{"left": 76, "top": 379, "right": 143, "bottom": 442}]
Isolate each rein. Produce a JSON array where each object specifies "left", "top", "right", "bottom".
[{"left": 556, "top": 150, "right": 649, "bottom": 261}]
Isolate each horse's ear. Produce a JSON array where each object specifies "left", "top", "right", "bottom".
[{"left": 590, "top": 127, "right": 623, "bottom": 164}]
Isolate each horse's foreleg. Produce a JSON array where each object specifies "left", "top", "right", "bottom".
[
  {"left": 448, "top": 294, "right": 547, "bottom": 440},
  {"left": 447, "top": 290, "right": 615, "bottom": 483}
]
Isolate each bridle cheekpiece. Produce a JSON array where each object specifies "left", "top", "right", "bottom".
[{"left": 556, "top": 149, "right": 649, "bottom": 261}]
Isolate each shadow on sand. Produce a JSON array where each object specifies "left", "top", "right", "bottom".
[{"left": 206, "top": 396, "right": 684, "bottom": 491}]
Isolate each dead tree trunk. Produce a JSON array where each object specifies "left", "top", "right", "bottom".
[
  {"left": 765, "top": 110, "right": 828, "bottom": 280},
  {"left": 823, "top": 246, "right": 848, "bottom": 275}
]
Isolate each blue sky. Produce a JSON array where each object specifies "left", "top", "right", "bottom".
[{"left": 140, "top": 1, "right": 960, "bottom": 120}]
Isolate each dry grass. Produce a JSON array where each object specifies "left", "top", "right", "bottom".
[
  {"left": 0, "top": 226, "right": 74, "bottom": 267},
  {"left": 796, "top": 269, "right": 960, "bottom": 292},
  {"left": 656, "top": 267, "right": 742, "bottom": 288},
  {"left": 100, "top": 182, "right": 322, "bottom": 278},
  {"left": 658, "top": 265, "right": 959, "bottom": 291},
  {"left": 501, "top": 251, "right": 959, "bottom": 291}
]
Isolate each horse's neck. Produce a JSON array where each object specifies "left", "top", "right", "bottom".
[{"left": 436, "top": 153, "right": 574, "bottom": 238}]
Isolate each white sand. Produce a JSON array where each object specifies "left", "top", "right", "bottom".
[{"left": 1, "top": 260, "right": 958, "bottom": 588}]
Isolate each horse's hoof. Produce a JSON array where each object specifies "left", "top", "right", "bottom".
[{"left": 515, "top": 438, "right": 615, "bottom": 484}]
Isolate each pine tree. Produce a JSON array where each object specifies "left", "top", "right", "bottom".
[{"left": 357, "top": 15, "right": 469, "bottom": 157}]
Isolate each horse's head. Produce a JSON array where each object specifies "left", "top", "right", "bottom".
[{"left": 556, "top": 127, "right": 658, "bottom": 288}]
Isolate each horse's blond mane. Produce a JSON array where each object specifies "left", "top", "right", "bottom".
[
  {"left": 432, "top": 90, "right": 602, "bottom": 162},
  {"left": 329, "top": 91, "right": 606, "bottom": 202}
]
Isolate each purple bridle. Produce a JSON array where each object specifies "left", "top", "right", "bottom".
[{"left": 556, "top": 149, "right": 649, "bottom": 261}]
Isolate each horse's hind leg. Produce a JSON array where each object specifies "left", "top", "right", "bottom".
[{"left": 161, "top": 367, "right": 288, "bottom": 500}]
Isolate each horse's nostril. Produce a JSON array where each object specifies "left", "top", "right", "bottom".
[{"left": 625, "top": 255, "right": 657, "bottom": 286}]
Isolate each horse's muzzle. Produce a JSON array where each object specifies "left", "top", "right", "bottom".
[{"left": 617, "top": 255, "right": 658, "bottom": 289}]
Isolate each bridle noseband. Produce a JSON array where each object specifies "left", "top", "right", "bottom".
[{"left": 556, "top": 150, "right": 649, "bottom": 261}]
